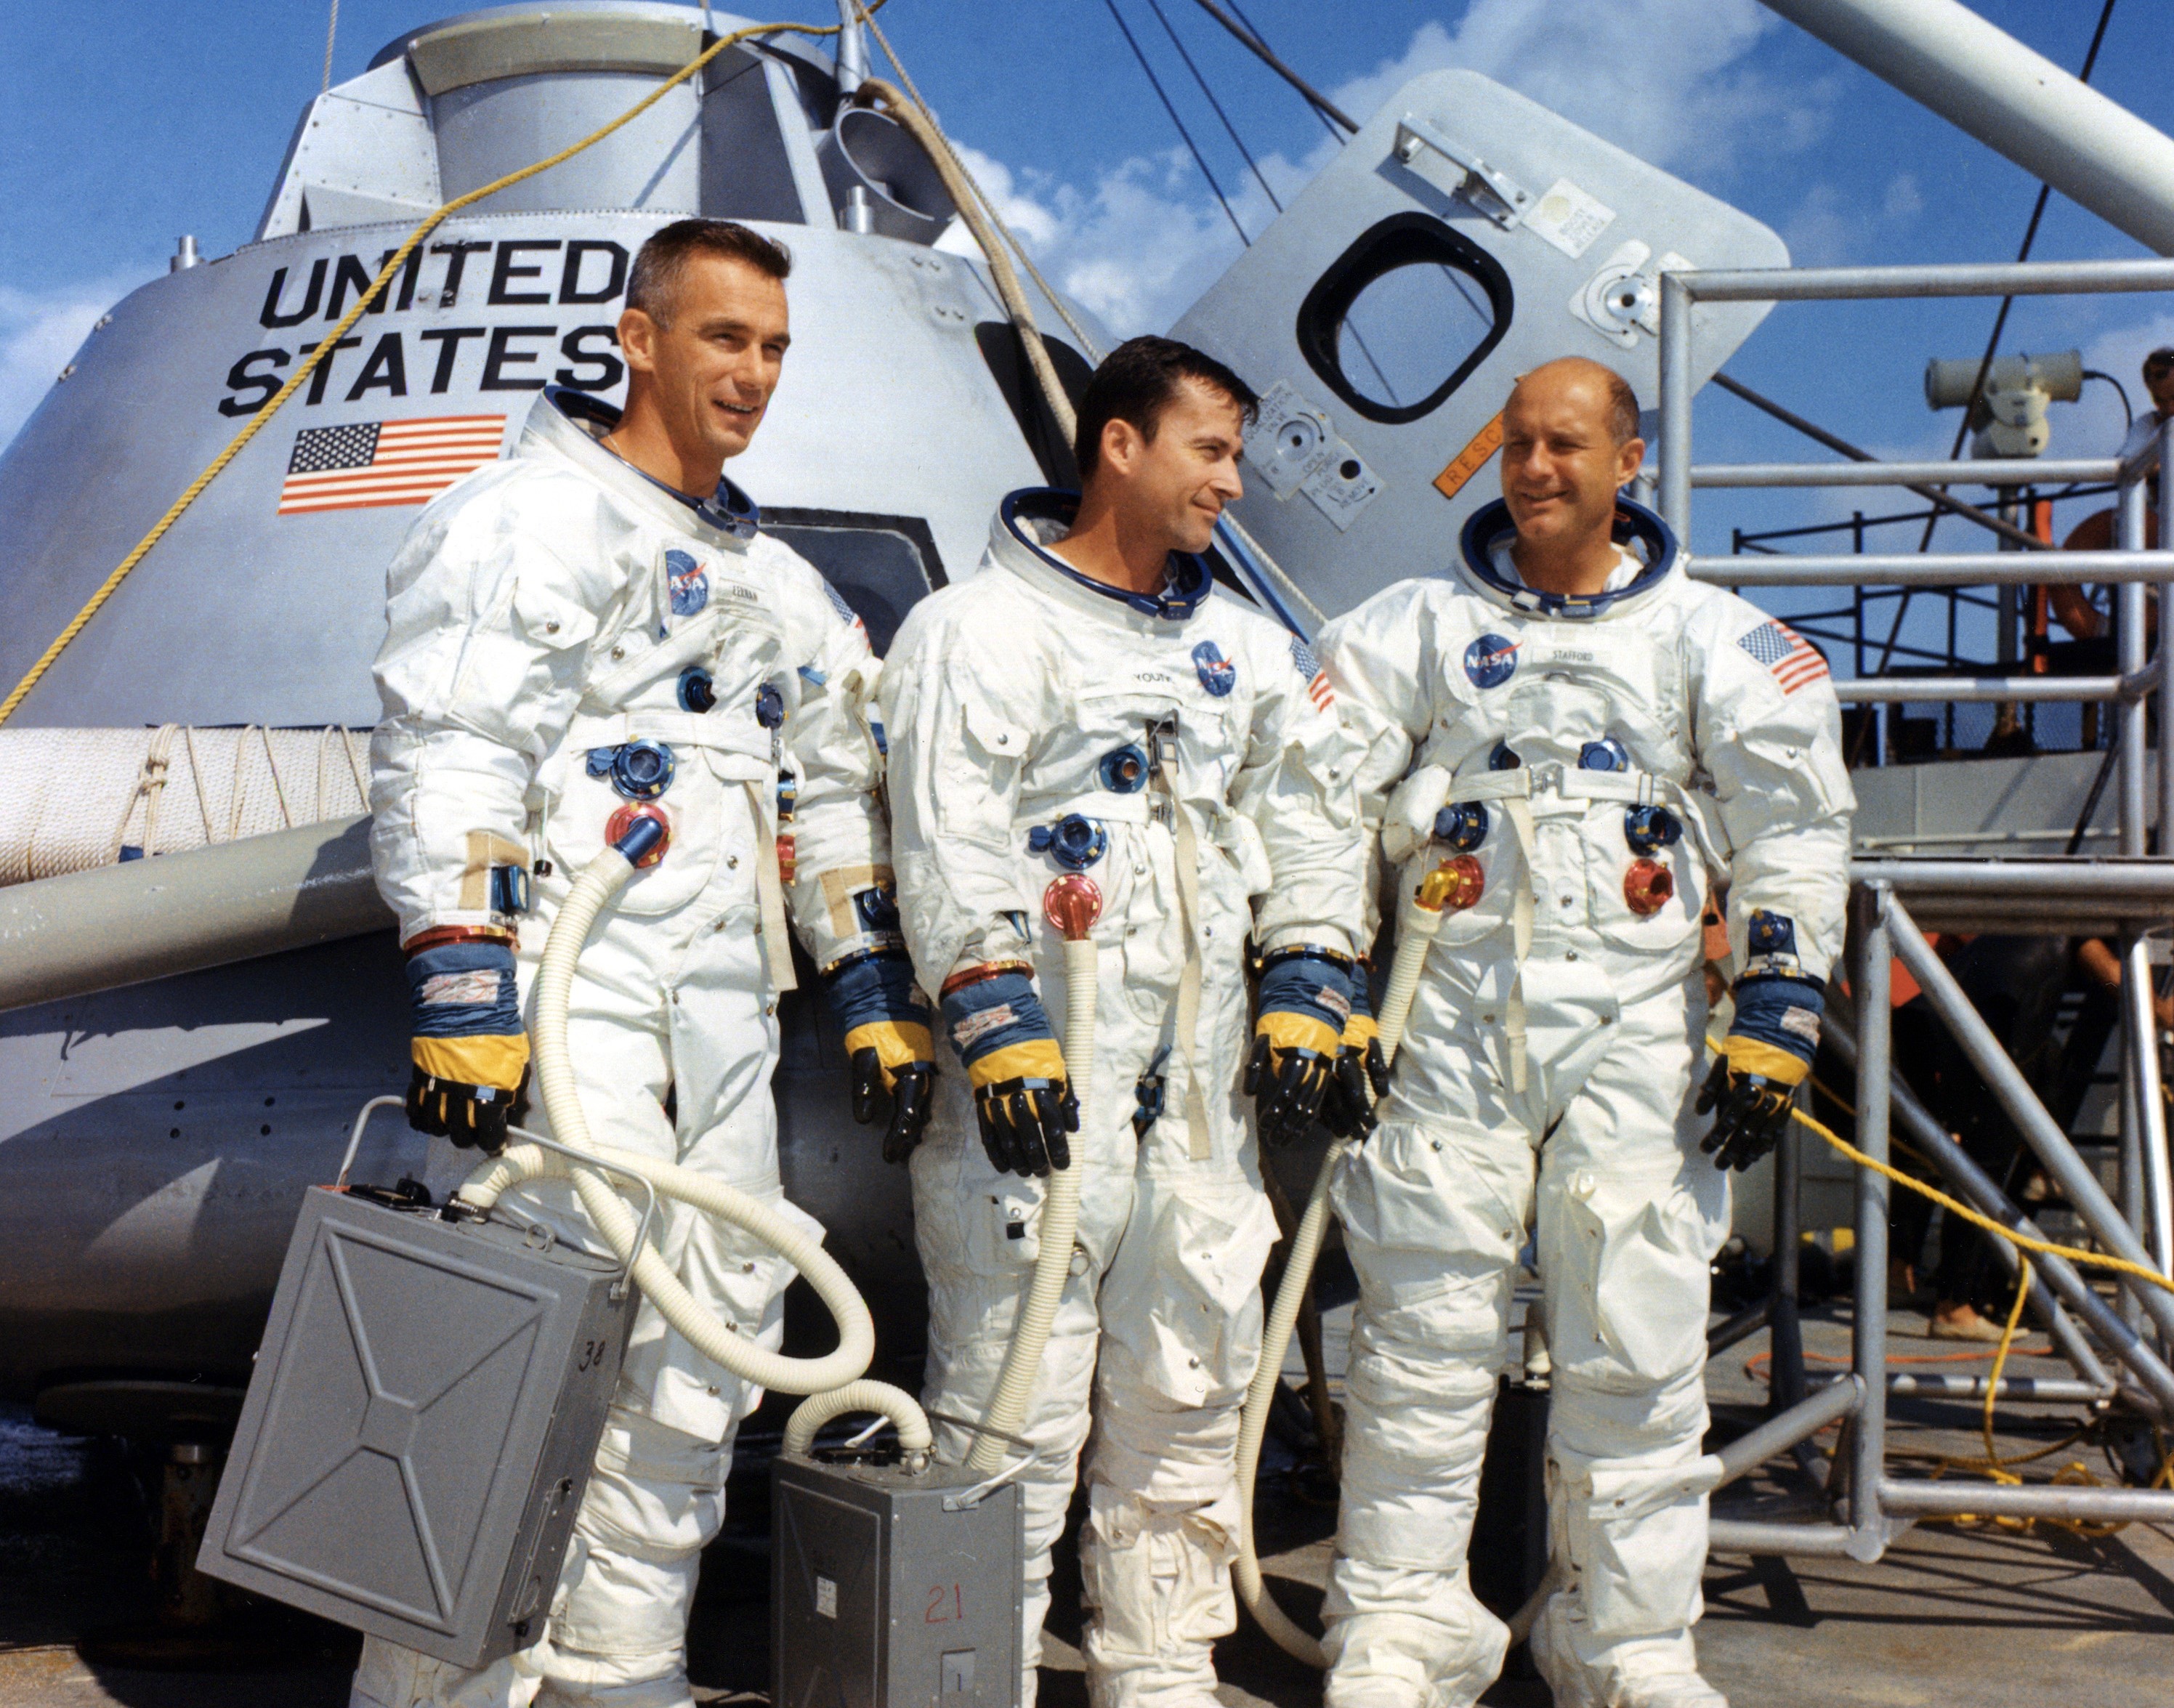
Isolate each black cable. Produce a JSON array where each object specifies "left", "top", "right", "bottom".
[
  {"left": 1190, "top": 0, "right": 1356, "bottom": 133},
  {"left": 2083, "top": 368, "right": 2135, "bottom": 432},
  {"left": 1139, "top": 0, "right": 1397, "bottom": 402},
  {"left": 1103, "top": 0, "right": 1250, "bottom": 247},
  {"left": 1148, "top": 0, "right": 1282, "bottom": 214},
  {"left": 1870, "top": 0, "right": 2120, "bottom": 684}
]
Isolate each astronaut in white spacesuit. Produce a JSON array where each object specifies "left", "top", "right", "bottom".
[
  {"left": 1315, "top": 358, "right": 1853, "bottom": 1708},
  {"left": 353, "top": 220, "right": 931, "bottom": 1708},
  {"left": 880, "top": 336, "right": 1371, "bottom": 1708}
]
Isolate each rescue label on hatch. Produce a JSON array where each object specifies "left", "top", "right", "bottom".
[{"left": 1434, "top": 412, "right": 1504, "bottom": 502}]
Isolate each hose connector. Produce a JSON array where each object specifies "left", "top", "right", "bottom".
[
  {"left": 1624, "top": 858, "right": 1675, "bottom": 916},
  {"left": 1043, "top": 873, "right": 1102, "bottom": 941},
  {"left": 606, "top": 804, "right": 671, "bottom": 867},
  {"left": 1416, "top": 854, "right": 1484, "bottom": 915}
]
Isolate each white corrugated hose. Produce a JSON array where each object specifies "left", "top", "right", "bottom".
[{"left": 458, "top": 839, "right": 934, "bottom": 1460}]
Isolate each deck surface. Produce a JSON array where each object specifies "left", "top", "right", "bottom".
[{"left": 5, "top": 1298, "right": 2172, "bottom": 1708}]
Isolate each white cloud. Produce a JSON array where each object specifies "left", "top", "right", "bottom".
[
  {"left": 941, "top": 142, "right": 1256, "bottom": 339},
  {"left": 2074, "top": 311, "right": 2174, "bottom": 458},
  {"left": 945, "top": 2, "right": 1823, "bottom": 339},
  {"left": 1782, "top": 184, "right": 1854, "bottom": 267},
  {"left": 1883, "top": 172, "right": 1924, "bottom": 221},
  {"left": 0, "top": 271, "right": 152, "bottom": 451},
  {"left": 1325, "top": 0, "right": 1828, "bottom": 175}
]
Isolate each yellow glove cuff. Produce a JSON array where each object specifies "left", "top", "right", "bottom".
[
  {"left": 1724, "top": 1037, "right": 1810, "bottom": 1086},
  {"left": 1343, "top": 1013, "right": 1380, "bottom": 1051},
  {"left": 844, "top": 1019, "right": 934, "bottom": 1073},
  {"left": 413, "top": 1032, "right": 530, "bottom": 1091},
  {"left": 1256, "top": 1012, "right": 1342, "bottom": 1058},
  {"left": 967, "top": 1038, "right": 1067, "bottom": 1089}
]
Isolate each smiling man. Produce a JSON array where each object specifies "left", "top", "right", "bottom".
[
  {"left": 880, "top": 336, "right": 1369, "bottom": 1707},
  {"left": 355, "top": 219, "right": 929, "bottom": 1708},
  {"left": 1313, "top": 357, "right": 1854, "bottom": 1708}
]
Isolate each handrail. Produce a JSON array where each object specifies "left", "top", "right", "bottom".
[{"left": 1693, "top": 458, "right": 2122, "bottom": 487}]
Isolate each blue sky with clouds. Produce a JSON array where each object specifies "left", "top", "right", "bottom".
[{"left": 4, "top": 0, "right": 2173, "bottom": 645}]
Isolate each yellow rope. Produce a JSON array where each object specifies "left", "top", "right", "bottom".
[
  {"left": 1793, "top": 1100, "right": 2174, "bottom": 1298},
  {"left": 1729, "top": 1040, "right": 2174, "bottom": 1528},
  {"left": 1711, "top": 1032, "right": 2174, "bottom": 1300},
  {"left": 0, "top": 7, "right": 879, "bottom": 729}
]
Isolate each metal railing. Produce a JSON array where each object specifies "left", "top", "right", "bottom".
[{"left": 1657, "top": 256, "right": 2174, "bottom": 1553}]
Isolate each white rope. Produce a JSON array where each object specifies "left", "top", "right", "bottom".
[
  {"left": 182, "top": 725, "right": 217, "bottom": 844},
  {"left": 259, "top": 723, "right": 295, "bottom": 828},
  {"left": 321, "top": 0, "right": 340, "bottom": 93},
  {"left": 0, "top": 724, "right": 373, "bottom": 886}
]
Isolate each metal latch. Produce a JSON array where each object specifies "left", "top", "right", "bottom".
[{"left": 1393, "top": 114, "right": 1532, "bottom": 229}]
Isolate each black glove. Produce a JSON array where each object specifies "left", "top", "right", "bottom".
[
  {"left": 973, "top": 1075, "right": 1080, "bottom": 1178},
  {"left": 1248, "top": 947, "right": 1354, "bottom": 1149},
  {"left": 942, "top": 966, "right": 1077, "bottom": 1177},
  {"left": 823, "top": 947, "right": 937, "bottom": 1165},
  {"left": 1695, "top": 1055, "right": 1796, "bottom": 1173},
  {"left": 1700, "top": 952, "right": 1824, "bottom": 1173},
  {"left": 1322, "top": 958, "right": 1386, "bottom": 1141},
  {"left": 406, "top": 1061, "right": 528, "bottom": 1155},
  {"left": 405, "top": 939, "right": 528, "bottom": 1155},
  {"left": 853, "top": 1051, "right": 935, "bottom": 1165}
]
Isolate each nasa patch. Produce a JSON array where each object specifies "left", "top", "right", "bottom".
[
  {"left": 1192, "top": 639, "right": 1237, "bottom": 697},
  {"left": 664, "top": 549, "right": 709, "bottom": 618},
  {"left": 1464, "top": 633, "right": 1519, "bottom": 689}
]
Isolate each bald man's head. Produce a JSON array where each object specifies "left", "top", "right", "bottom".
[
  {"left": 1510, "top": 357, "right": 1641, "bottom": 445},
  {"left": 1498, "top": 357, "right": 1647, "bottom": 591}
]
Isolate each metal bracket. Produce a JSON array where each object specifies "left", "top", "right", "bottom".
[{"left": 1393, "top": 114, "right": 1532, "bottom": 229}]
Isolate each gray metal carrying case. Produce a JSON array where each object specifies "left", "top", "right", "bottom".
[
  {"left": 774, "top": 1452, "right": 1023, "bottom": 1708},
  {"left": 197, "top": 1171, "right": 632, "bottom": 1669}
]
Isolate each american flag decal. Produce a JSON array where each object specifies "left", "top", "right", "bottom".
[
  {"left": 1737, "top": 620, "right": 1829, "bottom": 694},
  {"left": 1292, "top": 635, "right": 1334, "bottom": 711},
  {"left": 277, "top": 415, "right": 506, "bottom": 514}
]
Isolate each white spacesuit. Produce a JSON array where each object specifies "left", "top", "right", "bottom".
[
  {"left": 1314, "top": 498, "right": 1852, "bottom": 1708},
  {"left": 881, "top": 490, "right": 1369, "bottom": 1708},
  {"left": 354, "top": 386, "right": 910, "bottom": 1708}
]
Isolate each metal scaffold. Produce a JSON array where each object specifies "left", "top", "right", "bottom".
[{"left": 1659, "top": 254, "right": 2174, "bottom": 1553}]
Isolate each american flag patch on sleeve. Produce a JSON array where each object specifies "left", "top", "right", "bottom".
[
  {"left": 1737, "top": 620, "right": 1829, "bottom": 694},
  {"left": 1291, "top": 636, "right": 1334, "bottom": 711},
  {"left": 821, "top": 579, "right": 865, "bottom": 630}
]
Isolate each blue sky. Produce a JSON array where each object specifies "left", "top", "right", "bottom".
[{"left": 4, "top": 0, "right": 2173, "bottom": 656}]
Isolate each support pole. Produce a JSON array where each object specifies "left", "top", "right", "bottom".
[
  {"left": 1880, "top": 1478, "right": 2174, "bottom": 1523},
  {"left": 1888, "top": 899, "right": 2174, "bottom": 1348},
  {"left": 1822, "top": 1020, "right": 2125, "bottom": 1405},
  {"left": 1714, "top": 1377, "right": 1863, "bottom": 1489},
  {"left": 1848, "top": 886, "right": 1892, "bottom": 1537},
  {"left": 1706, "top": 1519, "right": 1862, "bottom": 1558},
  {"left": 2120, "top": 472, "right": 2151, "bottom": 859},
  {"left": 1659, "top": 272, "right": 1693, "bottom": 538},
  {"left": 2159, "top": 416, "right": 2174, "bottom": 858},
  {"left": 2126, "top": 936, "right": 2173, "bottom": 1276}
]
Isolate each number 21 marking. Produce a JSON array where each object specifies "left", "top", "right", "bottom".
[{"left": 924, "top": 1583, "right": 963, "bottom": 1622}]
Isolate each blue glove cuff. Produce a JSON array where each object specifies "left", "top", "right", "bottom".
[
  {"left": 823, "top": 950, "right": 929, "bottom": 1035},
  {"left": 1729, "top": 974, "right": 1824, "bottom": 1069},
  {"left": 1257, "top": 949, "right": 1354, "bottom": 1034},
  {"left": 1346, "top": 958, "right": 1375, "bottom": 1024},
  {"left": 939, "top": 970, "right": 1055, "bottom": 1069},
  {"left": 408, "top": 942, "right": 521, "bottom": 1039}
]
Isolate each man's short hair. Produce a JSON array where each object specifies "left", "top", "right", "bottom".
[
  {"left": 1074, "top": 336, "right": 1259, "bottom": 478},
  {"left": 1600, "top": 368, "right": 1641, "bottom": 444},
  {"left": 2145, "top": 347, "right": 2174, "bottom": 381},
  {"left": 626, "top": 219, "right": 792, "bottom": 328}
]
